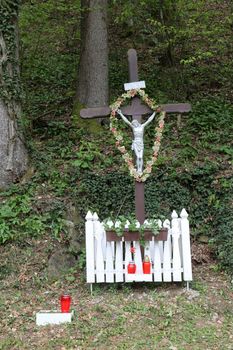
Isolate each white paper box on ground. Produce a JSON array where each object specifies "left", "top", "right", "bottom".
[{"left": 36, "top": 310, "right": 74, "bottom": 326}]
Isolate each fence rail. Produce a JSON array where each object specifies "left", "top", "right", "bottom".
[{"left": 85, "top": 209, "right": 192, "bottom": 284}]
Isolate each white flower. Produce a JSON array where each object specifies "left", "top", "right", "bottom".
[
  {"left": 115, "top": 220, "right": 121, "bottom": 228},
  {"left": 125, "top": 220, "right": 130, "bottom": 229},
  {"left": 106, "top": 220, "right": 114, "bottom": 229}
]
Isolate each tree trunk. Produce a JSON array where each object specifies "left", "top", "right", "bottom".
[
  {"left": 74, "top": 0, "right": 108, "bottom": 126},
  {"left": 0, "top": 2, "right": 28, "bottom": 189}
]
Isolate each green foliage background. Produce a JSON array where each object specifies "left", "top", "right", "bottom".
[{"left": 0, "top": 0, "right": 232, "bottom": 272}]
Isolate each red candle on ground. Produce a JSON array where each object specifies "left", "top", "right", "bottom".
[
  {"left": 60, "top": 294, "right": 71, "bottom": 313},
  {"left": 127, "top": 261, "right": 136, "bottom": 274}
]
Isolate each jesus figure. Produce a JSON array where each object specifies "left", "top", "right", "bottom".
[{"left": 117, "top": 109, "right": 156, "bottom": 174}]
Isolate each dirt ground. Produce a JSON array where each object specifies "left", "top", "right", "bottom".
[{"left": 0, "top": 237, "right": 233, "bottom": 350}]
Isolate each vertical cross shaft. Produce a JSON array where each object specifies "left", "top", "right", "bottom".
[
  {"left": 128, "top": 48, "right": 139, "bottom": 82},
  {"left": 127, "top": 49, "right": 146, "bottom": 224}
]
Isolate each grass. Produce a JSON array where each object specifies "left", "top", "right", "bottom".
[{"left": 0, "top": 237, "right": 233, "bottom": 349}]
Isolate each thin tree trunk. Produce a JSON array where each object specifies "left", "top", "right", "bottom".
[
  {"left": 76, "top": 0, "right": 108, "bottom": 108},
  {"left": 159, "top": 0, "right": 174, "bottom": 67}
]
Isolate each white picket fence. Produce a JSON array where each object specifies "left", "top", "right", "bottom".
[{"left": 85, "top": 209, "right": 192, "bottom": 284}]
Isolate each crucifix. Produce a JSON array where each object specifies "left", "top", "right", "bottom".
[{"left": 80, "top": 49, "right": 191, "bottom": 225}]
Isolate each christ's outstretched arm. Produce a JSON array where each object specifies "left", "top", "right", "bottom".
[
  {"left": 117, "top": 109, "right": 133, "bottom": 128},
  {"left": 142, "top": 111, "right": 156, "bottom": 128}
]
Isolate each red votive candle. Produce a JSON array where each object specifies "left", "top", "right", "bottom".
[
  {"left": 60, "top": 294, "right": 71, "bottom": 313},
  {"left": 127, "top": 261, "right": 136, "bottom": 274},
  {"left": 143, "top": 261, "right": 151, "bottom": 274}
]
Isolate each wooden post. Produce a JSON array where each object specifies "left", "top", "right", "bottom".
[
  {"left": 135, "top": 182, "right": 145, "bottom": 224},
  {"left": 127, "top": 49, "right": 146, "bottom": 224}
]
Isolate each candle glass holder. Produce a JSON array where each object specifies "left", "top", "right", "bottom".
[
  {"left": 127, "top": 261, "right": 136, "bottom": 274},
  {"left": 60, "top": 294, "right": 71, "bottom": 313},
  {"left": 143, "top": 261, "right": 151, "bottom": 274}
]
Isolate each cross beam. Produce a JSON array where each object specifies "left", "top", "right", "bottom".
[
  {"left": 80, "top": 49, "right": 191, "bottom": 224},
  {"left": 80, "top": 102, "right": 191, "bottom": 119}
]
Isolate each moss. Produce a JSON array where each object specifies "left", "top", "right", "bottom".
[
  {"left": 72, "top": 100, "right": 103, "bottom": 134},
  {"left": 20, "top": 166, "right": 35, "bottom": 185}
]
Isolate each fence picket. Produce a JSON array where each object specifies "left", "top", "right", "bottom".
[
  {"left": 162, "top": 220, "right": 170, "bottom": 261},
  {"left": 163, "top": 219, "right": 172, "bottom": 281},
  {"left": 178, "top": 218, "right": 183, "bottom": 268},
  {"left": 134, "top": 241, "right": 143, "bottom": 274},
  {"left": 102, "top": 223, "right": 107, "bottom": 261},
  {"left": 85, "top": 211, "right": 95, "bottom": 283},
  {"left": 115, "top": 242, "right": 124, "bottom": 282},
  {"left": 144, "top": 241, "right": 153, "bottom": 281},
  {"left": 106, "top": 242, "right": 114, "bottom": 282},
  {"left": 153, "top": 241, "right": 162, "bottom": 281},
  {"left": 180, "top": 209, "right": 192, "bottom": 281},
  {"left": 124, "top": 241, "right": 132, "bottom": 273},
  {"left": 171, "top": 211, "right": 182, "bottom": 281},
  {"left": 94, "top": 213, "right": 105, "bottom": 283},
  {"left": 144, "top": 241, "right": 151, "bottom": 261},
  {"left": 149, "top": 240, "right": 155, "bottom": 263}
]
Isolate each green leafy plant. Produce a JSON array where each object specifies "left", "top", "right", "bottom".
[
  {"left": 72, "top": 141, "right": 102, "bottom": 170},
  {"left": 0, "top": 186, "right": 67, "bottom": 244}
]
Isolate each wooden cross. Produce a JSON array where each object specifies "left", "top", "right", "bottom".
[{"left": 80, "top": 49, "right": 191, "bottom": 224}]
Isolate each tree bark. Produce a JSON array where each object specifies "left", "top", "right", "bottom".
[
  {"left": 76, "top": 0, "right": 109, "bottom": 108},
  {"left": 0, "top": 4, "right": 28, "bottom": 189}
]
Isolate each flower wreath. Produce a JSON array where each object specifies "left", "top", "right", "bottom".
[{"left": 110, "top": 89, "right": 166, "bottom": 182}]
